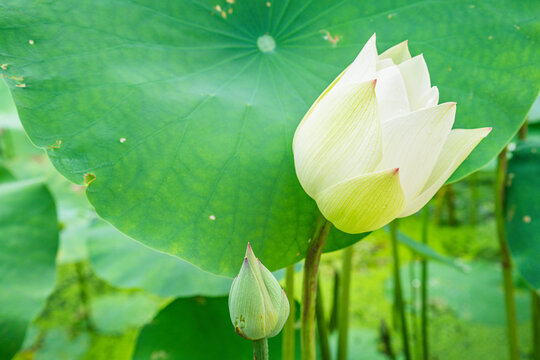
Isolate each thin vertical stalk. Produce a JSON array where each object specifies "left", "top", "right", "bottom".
[
  {"left": 316, "top": 277, "right": 331, "bottom": 360},
  {"left": 532, "top": 290, "right": 540, "bottom": 360},
  {"left": 329, "top": 269, "right": 340, "bottom": 332},
  {"left": 283, "top": 265, "right": 296, "bottom": 360},
  {"left": 253, "top": 338, "right": 269, "bottom": 360},
  {"left": 518, "top": 121, "right": 528, "bottom": 140},
  {"left": 390, "top": 220, "right": 411, "bottom": 360},
  {"left": 433, "top": 186, "right": 447, "bottom": 226},
  {"left": 445, "top": 184, "right": 457, "bottom": 226},
  {"left": 420, "top": 208, "right": 429, "bottom": 360},
  {"left": 469, "top": 173, "right": 479, "bottom": 225},
  {"left": 301, "top": 217, "right": 332, "bottom": 360},
  {"left": 495, "top": 148, "right": 519, "bottom": 360},
  {"left": 337, "top": 246, "right": 353, "bottom": 360},
  {"left": 409, "top": 254, "right": 420, "bottom": 360}
]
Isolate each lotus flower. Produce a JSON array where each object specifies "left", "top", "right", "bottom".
[
  {"left": 229, "top": 243, "right": 289, "bottom": 340},
  {"left": 293, "top": 34, "right": 491, "bottom": 234}
]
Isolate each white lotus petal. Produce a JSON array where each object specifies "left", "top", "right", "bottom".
[
  {"left": 400, "top": 127, "right": 492, "bottom": 217},
  {"left": 418, "top": 86, "right": 439, "bottom": 108},
  {"left": 315, "top": 168, "right": 406, "bottom": 234},
  {"left": 293, "top": 80, "right": 382, "bottom": 197},
  {"left": 379, "top": 40, "right": 411, "bottom": 65},
  {"left": 398, "top": 55, "right": 432, "bottom": 110},
  {"left": 376, "top": 103, "right": 456, "bottom": 200},
  {"left": 376, "top": 58, "right": 394, "bottom": 71},
  {"left": 375, "top": 64, "right": 410, "bottom": 122},
  {"left": 294, "top": 66, "right": 348, "bottom": 136},
  {"left": 337, "top": 34, "right": 378, "bottom": 89}
]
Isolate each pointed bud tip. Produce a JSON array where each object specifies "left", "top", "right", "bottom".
[
  {"left": 393, "top": 168, "right": 400, "bottom": 174},
  {"left": 483, "top": 127, "right": 493, "bottom": 135},
  {"left": 245, "top": 242, "right": 255, "bottom": 257}
]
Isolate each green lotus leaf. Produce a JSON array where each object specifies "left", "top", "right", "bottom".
[
  {"left": 1, "top": 0, "right": 538, "bottom": 275},
  {"left": 0, "top": 176, "right": 59, "bottom": 359},
  {"left": 505, "top": 140, "right": 540, "bottom": 291}
]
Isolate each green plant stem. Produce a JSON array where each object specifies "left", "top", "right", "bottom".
[
  {"left": 253, "top": 338, "right": 269, "bottom": 360},
  {"left": 390, "top": 220, "right": 411, "bottom": 360},
  {"left": 495, "top": 148, "right": 519, "bottom": 360},
  {"left": 433, "top": 186, "right": 447, "bottom": 226},
  {"left": 532, "top": 290, "right": 540, "bottom": 360},
  {"left": 74, "top": 262, "right": 94, "bottom": 332},
  {"left": 445, "top": 183, "right": 457, "bottom": 226},
  {"left": 409, "top": 254, "right": 420, "bottom": 360},
  {"left": 337, "top": 246, "right": 353, "bottom": 360},
  {"left": 283, "top": 265, "right": 296, "bottom": 360},
  {"left": 518, "top": 120, "right": 528, "bottom": 140},
  {"left": 469, "top": 172, "right": 478, "bottom": 225},
  {"left": 420, "top": 208, "right": 429, "bottom": 360},
  {"left": 329, "top": 269, "right": 340, "bottom": 332},
  {"left": 301, "top": 217, "right": 332, "bottom": 360},
  {"left": 316, "top": 277, "right": 331, "bottom": 360}
]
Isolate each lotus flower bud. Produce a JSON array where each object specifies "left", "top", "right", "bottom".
[
  {"left": 229, "top": 243, "right": 289, "bottom": 340},
  {"left": 293, "top": 34, "right": 491, "bottom": 234}
]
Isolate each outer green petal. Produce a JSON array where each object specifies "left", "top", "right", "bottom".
[
  {"left": 314, "top": 168, "right": 406, "bottom": 234},
  {"left": 293, "top": 80, "right": 382, "bottom": 197},
  {"left": 267, "top": 290, "right": 290, "bottom": 338},
  {"left": 399, "top": 127, "right": 491, "bottom": 217},
  {"left": 378, "top": 40, "right": 411, "bottom": 65},
  {"left": 260, "top": 263, "right": 290, "bottom": 338},
  {"left": 229, "top": 258, "right": 266, "bottom": 340},
  {"left": 376, "top": 103, "right": 456, "bottom": 201}
]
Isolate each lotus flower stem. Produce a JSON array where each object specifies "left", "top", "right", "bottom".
[
  {"left": 337, "top": 246, "right": 353, "bottom": 360},
  {"left": 282, "top": 265, "right": 296, "bottom": 360},
  {"left": 495, "top": 147, "right": 519, "bottom": 360},
  {"left": 532, "top": 290, "right": 540, "bottom": 360},
  {"left": 469, "top": 173, "right": 479, "bottom": 226},
  {"left": 329, "top": 270, "right": 340, "bottom": 332},
  {"left": 301, "top": 216, "right": 331, "bottom": 360},
  {"left": 420, "top": 208, "right": 429, "bottom": 360},
  {"left": 316, "top": 277, "right": 331, "bottom": 360},
  {"left": 253, "top": 338, "right": 269, "bottom": 360},
  {"left": 518, "top": 120, "right": 528, "bottom": 140},
  {"left": 390, "top": 220, "right": 411, "bottom": 360}
]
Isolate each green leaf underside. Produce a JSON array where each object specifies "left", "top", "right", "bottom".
[
  {"left": 505, "top": 140, "right": 540, "bottom": 291},
  {"left": 133, "top": 296, "right": 289, "bottom": 360},
  {"left": 1, "top": 0, "right": 538, "bottom": 275},
  {"left": 87, "top": 220, "right": 233, "bottom": 297},
  {"left": 90, "top": 293, "right": 162, "bottom": 335},
  {"left": 0, "top": 177, "right": 59, "bottom": 359}
]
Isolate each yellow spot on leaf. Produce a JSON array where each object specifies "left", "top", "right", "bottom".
[
  {"left": 47, "top": 139, "right": 62, "bottom": 150},
  {"left": 321, "top": 30, "right": 340, "bottom": 47},
  {"left": 84, "top": 173, "right": 96, "bottom": 186}
]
